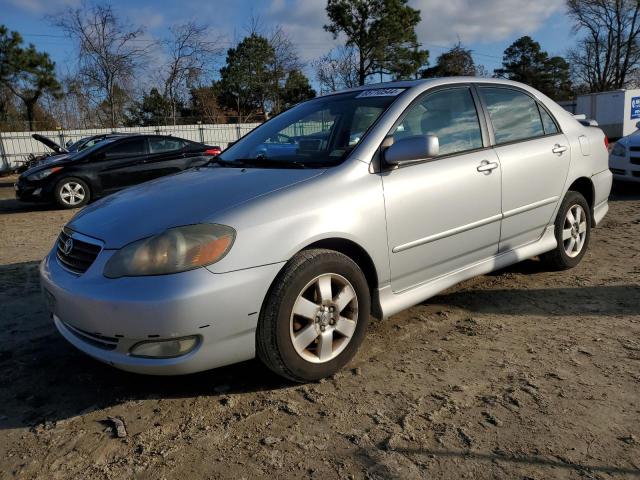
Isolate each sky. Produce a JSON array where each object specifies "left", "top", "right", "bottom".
[{"left": 1, "top": 0, "right": 577, "bottom": 86}]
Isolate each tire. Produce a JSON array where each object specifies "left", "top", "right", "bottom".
[
  {"left": 540, "top": 191, "right": 591, "bottom": 270},
  {"left": 256, "top": 249, "right": 370, "bottom": 382},
  {"left": 54, "top": 177, "right": 90, "bottom": 209}
]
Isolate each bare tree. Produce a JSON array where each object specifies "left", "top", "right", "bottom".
[
  {"left": 243, "top": 18, "right": 304, "bottom": 114},
  {"left": 163, "top": 22, "right": 220, "bottom": 125},
  {"left": 51, "top": 4, "right": 150, "bottom": 127},
  {"left": 567, "top": 0, "right": 640, "bottom": 91},
  {"left": 314, "top": 46, "right": 359, "bottom": 94},
  {"left": 268, "top": 26, "right": 303, "bottom": 113}
]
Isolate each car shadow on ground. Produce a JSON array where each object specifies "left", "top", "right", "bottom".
[
  {"left": 0, "top": 197, "right": 61, "bottom": 214},
  {"left": 0, "top": 260, "right": 294, "bottom": 431},
  {"left": 428, "top": 278, "right": 639, "bottom": 317},
  {"left": 356, "top": 447, "right": 640, "bottom": 477},
  {"left": 610, "top": 180, "right": 640, "bottom": 201},
  {"left": 1, "top": 259, "right": 639, "bottom": 431}
]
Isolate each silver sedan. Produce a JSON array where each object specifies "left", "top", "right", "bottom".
[{"left": 40, "top": 78, "right": 612, "bottom": 381}]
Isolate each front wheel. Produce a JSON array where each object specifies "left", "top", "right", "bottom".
[
  {"left": 540, "top": 191, "right": 591, "bottom": 270},
  {"left": 54, "top": 177, "right": 90, "bottom": 209},
  {"left": 256, "top": 249, "right": 370, "bottom": 382}
]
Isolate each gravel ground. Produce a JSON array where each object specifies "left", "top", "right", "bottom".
[{"left": 0, "top": 174, "right": 639, "bottom": 479}]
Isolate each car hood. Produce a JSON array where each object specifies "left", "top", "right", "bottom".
[
  {"left": 619, "top": 129, "right": 640, "bottom": 145},
  {"left": 20, "top": 153, "right": 72, "bottom": 178},
  {"left": 67, "top": 166, "right": 325, "bottom": 249},
  {"left": 32, "top": 134, "right": 68, "bottom": 154}
]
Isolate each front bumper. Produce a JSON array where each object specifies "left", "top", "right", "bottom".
[
  {"left": 15, "top": 179, "right": 51, "bottom": 202},
  {"left": 40, "top": 246, "right": 284, "bottom": 375},
  {"left": 609, "top": 154, "right": 640, "bottom": 183}
]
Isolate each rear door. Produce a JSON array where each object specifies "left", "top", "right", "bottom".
[
  {"left": 95, "top": 137, "right": 148, "bottom": 191},
  {"left": 141, "top": 137, "right": 191, "bottom": 181},
  {"left": 478, "top": 86, "right": 571, "bottom": 251},
  {"left": 381, "top": 86, "right": 502, "bottom": 292}
]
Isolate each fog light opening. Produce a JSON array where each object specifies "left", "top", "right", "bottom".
[{"left": 129, "top": 336, "right": 200, "bottom": 359}]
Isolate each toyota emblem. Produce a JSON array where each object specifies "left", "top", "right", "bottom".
[{"left": 62, "top": 237, "right": 74, "bottom": 255}]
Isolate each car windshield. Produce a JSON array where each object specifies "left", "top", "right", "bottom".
[
  {"left": 218, "top": 90, "right": 405, "bottom": 168},
  {"left": 66, "top": 137, "right": 91, "bottom": 152},
  {"left": 70, "top": 137, "right": 119, "bottom": 160}
]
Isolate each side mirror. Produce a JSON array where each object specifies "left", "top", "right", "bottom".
[{"left": 384, "top": 135, "right": 439, "bottom": 166}]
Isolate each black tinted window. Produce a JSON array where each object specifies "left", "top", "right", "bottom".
[
  {"left": 539, "top": 105, "right": 559, "bottom": 135},
  {"left": 103, "top": 138, "right": 146, "bottom": 157},
  {"left": 149, "top": 137, "right": 184, "bottom": 153},
  {"left": 481, "top": 87, "right": 545, "bottom": 144},
  {"left": 394, "top": 87, "right": 483, "bottom": 156}
]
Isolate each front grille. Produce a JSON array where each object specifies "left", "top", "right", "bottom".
[
  {"left": 610, "top": 168, "right": 626, "bottom": 175},
  {"left": 56, "top": 229, "right": 101, "bottom": 274},
  {"left": 63, "top": 322, "right": 119, "bottom": 350},
  {"left": 630, "top": 157, "right": 640, "bottom": 166}
]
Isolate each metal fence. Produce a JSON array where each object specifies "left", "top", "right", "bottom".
[{"left": 0, "top": 123, "right": 262, "bottom": 171}]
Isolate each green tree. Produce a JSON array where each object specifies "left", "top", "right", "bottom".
[
  {"left": 494, "top": 36, "right": 573, "bottom": 100},
  {"left": 421, "top": 42, "right": 480, "bottom": 78},
  {"left": 216, "top": 34, "right": 275, "bottom": 122},
  {"left": 0, "top": 25, "right": 61, "bottom": 130},
  {"left": 281, "top": 69, "right": 316, "bottom": 109},
  {"left": 544, "top": 56, "right": 573, "bottom": 100},
  {"left": 126, "top": 88, "right": 172, "bottom": 126},
  {"left": 324, "top": 0, "right": 429, "bottom": 85}
]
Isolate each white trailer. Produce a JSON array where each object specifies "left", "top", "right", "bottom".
[{"left": 574, "top": 89, "right": 640, "bottom": 140}]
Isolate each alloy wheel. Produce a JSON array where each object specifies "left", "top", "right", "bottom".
[
  {"left": 289, "top": 273, "right": 359, "bottom": 363},
  {"left": 60, "top": 182, "right": 86, "bottom": 206},
  {"left": 562, "top": 204, "right": 587, "bottom": 258}
]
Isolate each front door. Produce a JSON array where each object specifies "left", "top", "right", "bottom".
[
  {"left": 478, "top": 86, "right": 572, "bottom": 251},
  {"left": 382, "top": 86, "right": 502, "bottom": 293},
  {"left": 96, "top": 137, "right": 149, "bottom": 191}
]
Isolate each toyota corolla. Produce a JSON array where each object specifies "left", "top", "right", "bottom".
[{"left": 40, "top": 78, "right": 612, "bottom": 382}]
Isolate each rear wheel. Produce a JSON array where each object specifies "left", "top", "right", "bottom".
[
  {"left": 541, "top": 191, "right": 591, "bottom": 270},
  {"left": 256, "top": 249, "right": 370, "bottom": 382},
  {"left": 54, "top": 177, "right": 90, "bottom": 209}
]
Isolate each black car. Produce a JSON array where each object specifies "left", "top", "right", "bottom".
[
  {"left": 15, "top": 134, "right": 221, "bottom": 209},
  {"left": 16, "top": 133, "right": 132, "bottom": 173}
]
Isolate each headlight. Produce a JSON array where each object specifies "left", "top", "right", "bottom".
[
  {"left": 611, "top": 143, "right": 626, "bottom": 157},
  {"left": 104, "top": 224, "right": 235, "bottom": 278},
  {"left": 27, "top": 166, "right": 62, "bottom": 181}
]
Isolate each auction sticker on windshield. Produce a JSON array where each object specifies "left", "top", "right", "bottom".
[{"left": 356, "top": 88, "right": 405, "bottom": 98}]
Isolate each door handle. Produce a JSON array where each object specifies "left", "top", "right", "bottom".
[
  {"left": 477, "top": 160, "right": 499, "bottom": 174},
  {"left": 552, "top": 144, "right": 568, "bottom": 154}
]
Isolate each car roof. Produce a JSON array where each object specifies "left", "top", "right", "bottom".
[{"left": 318, "top": 77, "right": 541, "bottom": 98}]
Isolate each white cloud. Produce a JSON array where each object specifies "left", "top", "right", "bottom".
[
  {"left": 262, "top": 0, "right": 565, "bottom": 60},
  {"left": 263, "top": 0, "right": 338, "bottom": 60},
  {"left": 126, "top": 7, "right": 165, "bottom": 31},
  {"left": 5, "top": 0, "right": 79, "bottom": 14},
  {"left": 412, "top": 0, "right": 565, "bottom": 44}
]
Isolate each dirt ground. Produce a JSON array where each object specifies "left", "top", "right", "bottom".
[{"left": 0, "top": 174, "right": 639, "bottom": 480}]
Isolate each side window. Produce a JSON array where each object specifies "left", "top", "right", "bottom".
[
  {"left": 393, "top": 88, "right": 483, "bottom": 156},
  {"left": 481, "top": 87, "right": 545, "bottom": 144},
  {"left": 148, "top": 137, "right": 184, "bottom": 153},
  {"left": 103, "top": 138, "right": 146, "bottom": 158},
  {"left": 538, "top": 105, "right": 559, "bottom": 135}
]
